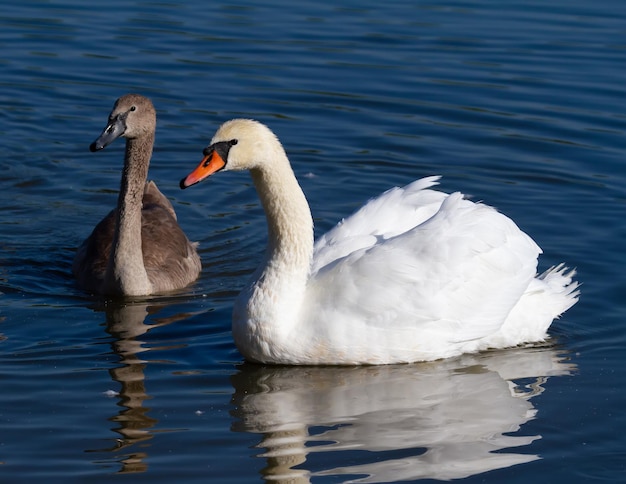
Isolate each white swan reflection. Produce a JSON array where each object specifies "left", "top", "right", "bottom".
[{"left": 230, "top": 347, "right": 574, "bottom": 483}]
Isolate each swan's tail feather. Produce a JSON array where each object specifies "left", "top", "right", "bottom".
[
  {"left": 537, "top": 263, "right": 580, "bottom": 316},
  {"left": 484, "top": 263, "right": 579, "bottom": 350}
]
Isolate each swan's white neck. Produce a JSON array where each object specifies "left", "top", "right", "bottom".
[
  {"left": 233, "top": 151, "right": 314, "bottom": 361},
  {"left": 251, "top": 164, "right": 313, "bottom": 269},
  {"left": 103, "top": 136, "right": 153, "bottom": 296}
]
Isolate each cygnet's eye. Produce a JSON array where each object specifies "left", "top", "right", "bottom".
[{"left": 130, "top": 106, "right": 137, "bottom": 112}]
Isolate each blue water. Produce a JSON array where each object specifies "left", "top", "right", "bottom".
[{"left": 1, "top": 0, "right": 625, "bottom": 482}]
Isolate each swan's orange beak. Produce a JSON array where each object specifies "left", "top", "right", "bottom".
[{"left": 180, "top": 149, "right": 226, "bottom": 189}]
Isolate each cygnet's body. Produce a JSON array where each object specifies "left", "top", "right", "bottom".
[{"left": 74, "top": 94, "right": 201, "bottom": 296}]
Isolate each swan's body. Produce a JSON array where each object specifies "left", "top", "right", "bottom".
[
  {"left": 181, "top": 119, "right": 579, "bottom": 365},
  {"left": 73, "top": 94, "right": 201, "bottom": 296}
]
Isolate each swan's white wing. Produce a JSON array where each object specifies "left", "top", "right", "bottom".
[
  {"left": 311, "top": 176, "right": 446, "bottom": 275},
  {"left": 306, "top": 189, "right": 541, "bottom": 359}
]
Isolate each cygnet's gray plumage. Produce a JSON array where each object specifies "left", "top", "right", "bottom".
[{"left": 73, "top": 93, "right": 201, "bottom": 296}]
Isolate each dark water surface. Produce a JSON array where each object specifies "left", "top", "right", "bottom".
[{"left": 1, "top": 0, "right": 625, "bottom": 482}]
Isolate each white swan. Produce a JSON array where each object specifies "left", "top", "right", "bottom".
[
  {"left": 180, "top": 119, "right": 579, "bottom": 365},
  {"left": 73, "top": 94, "right": 201, "bottom": 296}
]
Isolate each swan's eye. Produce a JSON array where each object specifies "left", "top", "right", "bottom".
[
  {"left": 229, "top": 139, "right": 238, "bottom": 146},
  {"left": 130, "top": 106, "right": 136, "bottom": 112}
]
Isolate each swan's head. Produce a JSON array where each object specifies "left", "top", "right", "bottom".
[
  {"left": 89, "top": 93, "right": 156, "bottom": 152},
  {"left": 180, "top": 119, "right": 282, "bottom": 189}
]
